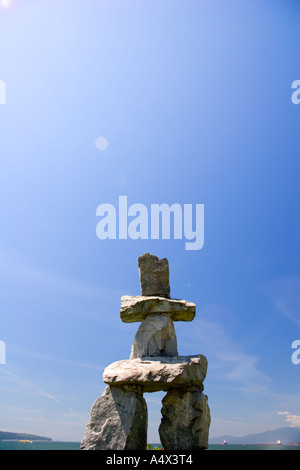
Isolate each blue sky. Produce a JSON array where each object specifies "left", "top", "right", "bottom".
[{"left": 0, "top": 0, "right": 299, "bottom": 442}]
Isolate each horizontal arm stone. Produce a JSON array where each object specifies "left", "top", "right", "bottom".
[{"left": 120, "top": 295, "right": 196, "bottom": 323}]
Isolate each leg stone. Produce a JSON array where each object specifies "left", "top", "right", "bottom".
[
  {"left": 159, "top": 387, "right": 210, "bottom": 450},
  {"left": 81, "top": 385, "right": 148, "bottom": 450}
]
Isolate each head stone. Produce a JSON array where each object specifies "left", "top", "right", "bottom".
[{"left": 138, "top": 253, "right": 170, "bottom": 298}]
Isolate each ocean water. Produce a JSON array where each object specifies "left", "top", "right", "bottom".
[
  {"left": 0, "top": 441, "right": 299, "bottom": 451},
  {"left": 0, "top": 441, "right": 81, "bottom": 450}
]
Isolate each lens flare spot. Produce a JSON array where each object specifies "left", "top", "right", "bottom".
[{"left": 95, "top": 136, "right": 109, "bottom": 151}]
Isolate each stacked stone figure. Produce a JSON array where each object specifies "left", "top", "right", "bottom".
[{"left": 81, "top": 253, "right": 210, "bottom": 450}]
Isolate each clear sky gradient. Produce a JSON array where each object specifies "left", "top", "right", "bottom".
[{"left": 0, "top": 0, "right": 299, "bottom": 442}]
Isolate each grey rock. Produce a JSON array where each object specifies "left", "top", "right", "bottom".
[
  {"left": 103, "top": 355, "right": 207, "bottom": 393},
  {"left": 130, "top": 315, "right": 178, "bottom": 359},
  {"left": 159, "top": 388, "right": 211, "bottom": 450},
  {"left": 80, "top": 385, "right": 147, "bottom": 450},
  {"left": 81, "top": 253, "right": 210, "bottom": 451},
  {"left": 120, "top": 295, "right": 196, "bottom": 323},
  {"left": 138, "top": 253, "right": 170, "bottom": 298}
]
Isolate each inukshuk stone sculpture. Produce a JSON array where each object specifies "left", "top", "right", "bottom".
[{"left": 81, "top": 253, "right": 211, "bottom": 450}]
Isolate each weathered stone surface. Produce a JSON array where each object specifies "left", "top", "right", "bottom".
[
  {"left": 138, "top": 253, "right": 170, "bottom": 298},
  {"left": 80, "top": 385, "right": 147, "bottom": 450},
  {"left": 130, "top": 315, "right": 178, "bottom": 359},
  {"left": 159, "top": 388, "right": 211, "bottom": 450},
  {"left": 103, "top": 355, "right": 207, "bottom": 393},
  {"left": 120, "top": 296, "right": 196, "bottom": 323}
]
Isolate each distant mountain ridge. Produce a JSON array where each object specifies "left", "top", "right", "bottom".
[
  {"left": 209, "top": 427, "right": 300, "bottom": 444},
  {"left": 0, "top": 431, "right": 52, "bottom": 442}
]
